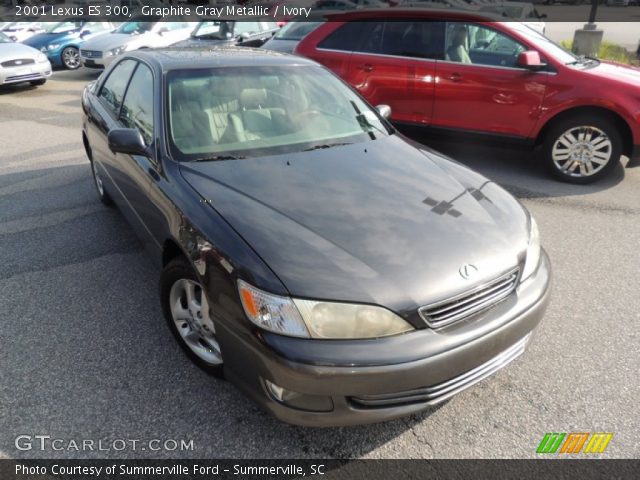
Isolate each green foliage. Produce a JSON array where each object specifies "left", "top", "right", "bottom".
[{"left": 560, "top": 40, "right": 637, "bottom": 65}]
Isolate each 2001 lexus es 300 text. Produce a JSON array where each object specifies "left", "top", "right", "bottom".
[{"left": 81, "top": 47, "right": 551, "bottom": 426}]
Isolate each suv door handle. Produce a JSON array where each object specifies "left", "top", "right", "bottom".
[
  {"left": 448, "top": 73, "right": 462, "bottom": 82},
  {"left": 358, "top": 64, "right": 374, "bottom": 72}
]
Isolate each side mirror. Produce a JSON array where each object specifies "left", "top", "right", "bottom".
[
  {"left": 108, "top": 129, "right": 148, "bottom": 156},
  {"left": 376, "top": 104, "right": 392, "bottom": 120},
  {"left": 517, "top": 50, "right": 545, "bottom": 70},
  {"left": 80, "top": 30, "right": 91, "bottom": 37}
]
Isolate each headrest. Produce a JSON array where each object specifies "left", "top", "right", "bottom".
[
  {"left": 211, "top": 76, "right": 238, "bottom": 98},
  {"left": 240, "top": 88, "right": 267, "bottom": 109}
]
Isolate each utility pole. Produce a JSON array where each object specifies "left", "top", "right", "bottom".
[{"left": 573, "top": 0, "right": 603, "bottom": 56}]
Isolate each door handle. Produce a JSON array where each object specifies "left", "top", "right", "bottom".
[
  {"left": 448, "top": 73, "right": 462, "bottom": 82},
  {"left": 358, "top": 64, "right": 374, "bottom": 72}
]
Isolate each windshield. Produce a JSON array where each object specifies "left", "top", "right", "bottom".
[
  {"left": 46, "top": 20, "right": 83, "bottom": 34},
  {"left": 274, "top": 21, "right": 322, "bottom": 40},
  {"left": 508, "top": 22, "right": 577, "bottom": 64},
  {"left": 115, "top": 20, "right": 157, "bottom": 35},
  {"left": 192, "top": 21, "right": 233, "bottom": 39},
  {"left": 167, "top": 65, "right": 390, "bottom": 161}
]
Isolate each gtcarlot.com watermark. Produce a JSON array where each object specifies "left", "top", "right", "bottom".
[{"left": 15, "top": 434, "right": 195, "bottom": 452}]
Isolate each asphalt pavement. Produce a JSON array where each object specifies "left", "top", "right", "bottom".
[{"left": 0, "top": 69, "right": 638, "bottom": 459}]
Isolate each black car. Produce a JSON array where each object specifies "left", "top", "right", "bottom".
[
  {"left": 261, "top": 20, "right": 325, "bottom": 54},
  {"left": 81, "top": 48, "right": 551, "bottom": 426},
  {"left": 174, "top": 20, "right": 279, "bottom": 48}
]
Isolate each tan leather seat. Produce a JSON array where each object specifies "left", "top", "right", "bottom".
[
  {"left": 204, "top": 77, "right": 241, "bottom": 143},
  {"left": 170, "top": 82, "right": 214, "bottom": 150},
  {"left": 229, "top": 88, "right": 286, "bottom": 142}
]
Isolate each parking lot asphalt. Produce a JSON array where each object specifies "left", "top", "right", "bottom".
[{"left": 0, "top": 69, "right": 638, "bottom": 459}]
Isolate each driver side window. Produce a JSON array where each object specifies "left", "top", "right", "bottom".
[{"left": 445, "top": 23, "right": 526, "bottom": 68}]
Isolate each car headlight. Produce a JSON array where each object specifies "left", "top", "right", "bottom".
[
  {"left": 107, "top": 46, "right": 125, "bottom": 56},
  {"left": 47, "top": 44, "right": 60, "bottom": 51},
  {"left": 238, "top": 280, "right": 414, "bottom": 339},
  {"left": 36, "top": 53, "right": 48, "bottom": 63},
  {"left": 521, "top": 216, "right": 541, "bottom": 281}
]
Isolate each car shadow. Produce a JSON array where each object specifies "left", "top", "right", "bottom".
[
  {"left": 407, "top": 133, "right": 627, "bottom": 200},
  {"left": 0, "top": 163, "right": 441, "bottom": 460}
]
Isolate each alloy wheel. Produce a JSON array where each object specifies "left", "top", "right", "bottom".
[
  {"left": 551, "top": 126, "right": 612, "bottom": 178},
  {"left": 62, "top": 47, "right": 80, "bottom": 70},
  {"left": 169, "top": 279, "right": 222, "bottom": 366}
]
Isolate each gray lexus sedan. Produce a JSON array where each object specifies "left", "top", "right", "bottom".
[{"left": 81, "top": 47, "right": 551, "bottom": 426}]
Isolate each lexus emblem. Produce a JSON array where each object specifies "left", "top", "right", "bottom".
[
  {"left": 15, "top": 60, "right": 22, "bottom": 65},
  {"left": 459, "top": 264, "right": 478, "bottom": 280}
]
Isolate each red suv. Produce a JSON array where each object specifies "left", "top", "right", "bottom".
[{"left": 295, "top": 9, "right": 640, "bottom": 183}]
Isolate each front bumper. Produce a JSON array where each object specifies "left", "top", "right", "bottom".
[
  {"left": 80, "top": 54, "right": 113, "bottom": 69},
  {"left": 220, "top": 251, "right": 552, "bottom": 427},
  {"left": 0, "top": 61, "right": 52, "bottom": 85}
]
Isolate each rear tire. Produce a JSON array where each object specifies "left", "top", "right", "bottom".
[
  {"left": 541, "top": 114, "right": 621, "bottom": 184},
  {"left": 160, "top": 257, "right": 224, "bottom": 377}
]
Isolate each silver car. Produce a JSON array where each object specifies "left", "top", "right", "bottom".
[
  {"left": 80, "top": 19, "right": 196, "bottom": 69},
  {"left": 0, "top": 32, "right": 52, "bottom": 87}
]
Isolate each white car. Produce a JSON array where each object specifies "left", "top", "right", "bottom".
[
  {"left": 478, "top": 2, "right": 546, "bottom": 34},
  {"left": 79, "top": 19, "right": 196, "bottom": 69},
  {"left": 0, "top": 31, "right": 52, "bottom": 87},
  {"left": 1, "top": 20, "right": 49, "bottom": 42}
]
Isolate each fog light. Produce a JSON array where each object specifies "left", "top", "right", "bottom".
[{"left": 264, "top": 380, "right": 333, "bottom": 412}]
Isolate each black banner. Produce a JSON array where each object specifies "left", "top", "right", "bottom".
[{"left": 1, "top": 460, "right": 640, "bottom": 480}]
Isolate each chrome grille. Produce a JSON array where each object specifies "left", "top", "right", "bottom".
[
  {"left": 419, "top": 267, "right": 519, "bottom": 328},
  {"left": 80, "top": 50, "right": 103, "bottom": 59},
  {"left": 1, "top": 58, "right": 35, "bottom": 67},
  {"left": 350, "top": 333, "right": 530, "bottom": 409}
]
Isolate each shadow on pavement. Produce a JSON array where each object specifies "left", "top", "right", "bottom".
[{"left": 0, "top": 164, "right": 440, "bottom": 460}]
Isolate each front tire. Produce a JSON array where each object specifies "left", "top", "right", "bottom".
[
  {"left": 160, "top": 257, "right": 224, "bottom": 376},
  {"left": 541, "top": 115, "right": 622, "bottom": 184},
  {"left": 90, "top": 159, "right": 114, "bottom": 206},
  {"left": 61, "top": 46, "right": 81, "bottom": 70}
]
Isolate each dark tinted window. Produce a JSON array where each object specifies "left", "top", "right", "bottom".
[
  {"left": 318, "top": 22, "right": 365, "bottom": 51},
  {"left": 98, "top": 59, "right": 137, "bottom": 115},
  {"left": 359, "top": 21, "right": 445, "bottom": 60},
  {"left": 120, "top": 64, "right": 154, "bottom": 145}
]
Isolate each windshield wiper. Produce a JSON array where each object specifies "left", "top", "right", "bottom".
[
  {"left": 566, "top": 55, "right": 598, "bottom": 66},
  {"left": 303, "top": 142, "right": 352, "bottom": 152},
  {"left": 187, "top": 154, "right": 246, "bottom": 162}
]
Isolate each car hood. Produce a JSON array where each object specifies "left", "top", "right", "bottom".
[
  {"left": 23, "top": 31, "right": 75, "bottom": 49},
  {"left": 582, "top": 60, "right": 640, "bottom": 88},
  {"left": 261, "top": 38, "right": 298, "bottom": 53},
  {"left": 179, "top": 136, "right": 529, "bottom": 311},
  {"left": 0, "top": 42, "right": 41, "bottom": 62},
  {"left": 81, "top": 33, "right": 134, "bottom": 52}
]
